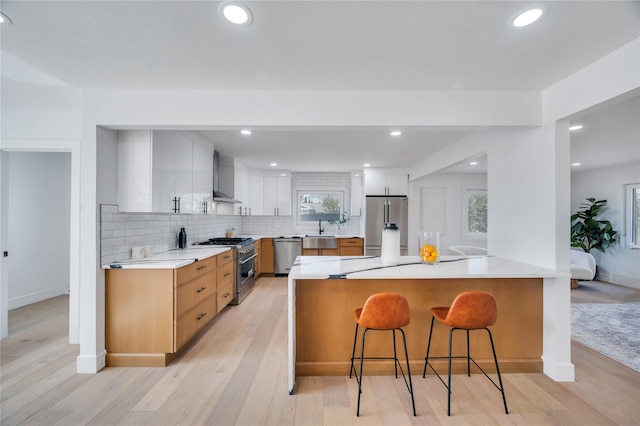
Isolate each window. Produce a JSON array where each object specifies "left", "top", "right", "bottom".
[
  {"left": 626, "top": 183, "right": 640, "bottom": 249},
  {"left": 297, "top": 191, "right": 344, "bottom": 225},
  {"left": 463, "top": 188, "right": 487, "bottom": 239}
]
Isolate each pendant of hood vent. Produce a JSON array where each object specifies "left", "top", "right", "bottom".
[{"left": 213, "top": 150, "right": 242, "bottom": 203}]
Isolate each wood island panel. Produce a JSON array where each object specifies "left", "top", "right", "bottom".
[{"left": 295, "top": 277, "right": 543, "bottom": 376}]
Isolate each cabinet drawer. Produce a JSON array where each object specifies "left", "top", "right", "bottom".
[
  {"left": 217, "top": 282, "right": 234, "bottom": 313},
  {"left": 175, "top": 296, "right": 216, "bottom": 351},
  {"left": 175, "top": 271, "right": 216, "bottom": 318},
  {"left": 217, "top": 261, "right": 234, "bottom": 289},
  {"left": 217, "top": 250, "right": 234, "bottom": 266},
  {"left": 176, "top": 256, "right": 217, "bottom": 287},
  {"left": 339, "top": 238, "right": 363, "bottom": 247}
]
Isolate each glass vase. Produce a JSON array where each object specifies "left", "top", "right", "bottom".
[{"left": 419, "top": 231, "right": 440, "bottom": 264}]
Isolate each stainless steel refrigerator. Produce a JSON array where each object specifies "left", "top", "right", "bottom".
[{"left": 365, "top": 196, "right": 408, "bottom": 256}]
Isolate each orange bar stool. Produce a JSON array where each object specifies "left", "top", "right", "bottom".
[
  {"left": 422, "top": 291, "right": 508, "bottom": 416},
  {"left": 349, "top": 292, "right": 416, "bottom": 417}
]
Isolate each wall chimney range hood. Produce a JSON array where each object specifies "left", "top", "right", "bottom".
[{"left": 213, "top": 150, "right": 241, "bottom": 203}]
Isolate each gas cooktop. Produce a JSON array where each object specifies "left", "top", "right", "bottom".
[{"left": 198, "top": 237, "right": 253, "bottom": 246}]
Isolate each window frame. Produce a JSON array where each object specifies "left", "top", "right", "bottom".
[
  {"left": 295, "top": 189, "right": 345, "bottom": 228},
  {"left": 462, "top": 187, "right": 488, "bottom": 240},
  {"left": 626, "top": 183, "right": 640, "bottom": 249}
]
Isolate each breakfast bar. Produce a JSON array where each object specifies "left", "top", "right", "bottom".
[{"left": 287, "top": 255, "right": 573, "bottom": 394}]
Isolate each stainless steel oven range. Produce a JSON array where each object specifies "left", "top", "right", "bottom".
[{"left": 197, "top": 237, "right": 257, "bottom": 305}]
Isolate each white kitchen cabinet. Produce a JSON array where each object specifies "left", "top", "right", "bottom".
[
  {"left": 351, "top": 174, "right": 363, "bottom": 216},
  {"left": 246, "top": 173, "right": 264, "bottom": 215},
  {"left": 364, "top": 171, "right": 408, "bottom": 196},
  {"left": 263, "top": 175, "right": 291, "bottom": 216},
  {"left": 118, "top": 130, "right": 212, "bottom": 214},
  {"left": 151, "top": 130, "right": 194, "bottom": 214},
  {"left": 242, "top": 171, "right": 291, "bottom": 216},
  {"left": 192, "top": 140, "right": 213, "bottom": 214}
]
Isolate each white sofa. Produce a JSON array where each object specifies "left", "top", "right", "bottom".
[
  {"left": 447, "top": 245, "right": 488, "bottom": 256},
  {"left": 570, "top": 249, "right": 596, "bottom": 287}
]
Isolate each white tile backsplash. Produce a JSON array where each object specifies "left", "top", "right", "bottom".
[{"left": 100, "top": 172, "right": 362, "bottom": 264}]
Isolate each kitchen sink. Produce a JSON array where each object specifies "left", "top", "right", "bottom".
[{"left": 303, "top": 235, "right": 337, "bottom": 249}]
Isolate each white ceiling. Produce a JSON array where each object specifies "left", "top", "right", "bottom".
[{"left": 1, "top": 0, "right": 638, "bottom": 172}]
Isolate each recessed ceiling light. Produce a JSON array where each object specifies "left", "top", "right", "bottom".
[
  {"left": 0, "top": 12, "right": 12, "bottom": 24},
  {"left": 363, "top": 163, "right": 370, "bottom": 168},
  {"left": 569, "top": 125, "right": 583, "bottom": 131},
  {"left": 270, "top": 162, "right": 277, "bottom": 167},
  {"left": 469, "top": 161, "right": 478, "bottom": 166},
  {"left": 571, "top": 162, "right": 582, "bottom": 167},
  {"left": 512, "top": 8, "right": 544, "bottom": 27},
  {"left": 220, "top": 2, "right": 253, "bottom": 25},
  {"left": 280, "top": 173, "right": 286, "bottom": 177},
  {"left": 240, "top": 129, "right": 252, "bottom": 135},
  {"left": 390, "top": 130, "right": 402, "bottom": 136}
]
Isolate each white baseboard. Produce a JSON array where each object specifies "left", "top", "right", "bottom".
[
  {"left": 76, "top": 350, "right": 107, "bottom": 373},
  {"left": 8, "top": 287, "right": 68, "bottom": 310},
  {"left": 596, "top": 272, "right": 640, "bottom": 290}
]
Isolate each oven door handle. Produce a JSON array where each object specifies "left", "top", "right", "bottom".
[{"left": 239, "top": 253, "right": 258, "bottom": 265}]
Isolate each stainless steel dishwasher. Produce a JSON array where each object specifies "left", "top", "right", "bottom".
[{"left": 274, "top": 237, "right": 302, "bottom": 275}]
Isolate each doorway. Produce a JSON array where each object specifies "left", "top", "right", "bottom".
[{"left": 3, "top": 151, "right": 71, "bottom": 335}]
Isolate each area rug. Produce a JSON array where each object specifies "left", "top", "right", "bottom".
[{"left": 571, "top": 302, "right": 640, "bottom": 372}]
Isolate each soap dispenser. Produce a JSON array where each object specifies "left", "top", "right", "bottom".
[{"left": 178, "top": 227, "right": 187, "bottom": 249}]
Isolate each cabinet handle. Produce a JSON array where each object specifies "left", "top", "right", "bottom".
[
  {"left": 223, "top": 254, "right": 231, "bottom": 259},
  {"left": 197, "top": 287, "right": 207, "bottom": 293},
  {"left": 196, "top": 265, "right": 207, "bottom": 271},
  {"left": 172, "top": 196, "right": 181, "bottom": 213},
  {"left": 224, "top": 272, "right": 231, "bottom": 277},
  {"left": 223, "top": 292, "right": 231, "bottom": 298},
  {"left": 197, "top": 312, "right": 207, "bottom": 320}
]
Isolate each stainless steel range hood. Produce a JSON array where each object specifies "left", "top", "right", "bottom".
[{"left": 213, "top": 150, "right": 242, "bottom": 203}]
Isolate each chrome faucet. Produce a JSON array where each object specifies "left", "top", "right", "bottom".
[{"left": 318, "top": 219, "right": 324, "bottom": 235}]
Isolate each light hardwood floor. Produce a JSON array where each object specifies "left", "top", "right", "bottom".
[{"left": 1, "top": 278, "right": 639, "bottom": 425}]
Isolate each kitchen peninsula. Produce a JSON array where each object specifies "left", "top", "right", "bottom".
[{"left": 287, "top": 255, "right": 572, "bottom": 394}]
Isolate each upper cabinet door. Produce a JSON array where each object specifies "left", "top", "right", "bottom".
[
  {"left": 247, "top": 174, "right": 264, "bottom": 215},
  {"left": 117, "top": 130, "right": 153, "bottom": 212},
  {"left": 275, "top": 175, "right": 291, "bottom": 216},
  {"left": 351, "top": 174, "right": 363, "bottom": 216},
  {"left": 192, "top": 140, "right": 213, "bottom": 214},
  {"left": 364, "top": 172, "right": 408, "bottom": 196}
]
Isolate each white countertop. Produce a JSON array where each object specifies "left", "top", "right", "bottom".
[
  {"left": 241, "top": 235, "right": 363, "bottom": 240},
  {"left": 289, "top": 255, "right": 568, "bottom": 280},
  {"left": 102, "top": 246, "right": 232, "bottom": 269}
]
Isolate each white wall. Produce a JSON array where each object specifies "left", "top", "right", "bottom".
[
  {"left": 571, "top": 161, "right": 640, "bottom": 289},
  {"left": 0, "top": 53, "right": 82, "bottom": 341},
  {"left": 6, "top": 152, "right": 71, "bottom": 308},
  {"left": 409, "top": 172, "right": 487, "bottom": 254}
]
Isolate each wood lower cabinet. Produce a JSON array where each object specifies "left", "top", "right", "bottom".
[
  {"left": 261, "top": 238, "right": 275, "bottom": 275},
  {"left": 338, "top": 238, "right": 364, "bottom": 256},
  {"left": 105, "top": 250, "right": 234, "bottom": 367},
  {"left": 302, "top": 248, "right": 339, "bottom": 256}
]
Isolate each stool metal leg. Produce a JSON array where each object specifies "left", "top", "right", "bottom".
[
  {"left": 447, "top": 328, "right": 455, "bottom": 416},
  {"left": 466, "top": 329, "right": 471, "bottom": 376},
  {"left": 422, "top": 316, "right": 436, "bottom": 377},
  {"left": 392, "top": 329, "right": 398, "bottom": 378},
  {"left": 486, "top": 328, "right": 509, "bottom": 414},
  {"left": 399, "top": 328, "right": 417, "bottom": 416},
  {"left": 349, "top": 323, "right": 359, "bottom": 379},
  {"left": 356, "top": 327, "right": 369, "bottom": 417}
]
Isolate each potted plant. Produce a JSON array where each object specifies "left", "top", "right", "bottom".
[
  {"left": 571, "top": 198, "right": 618, "bottom": 253},
  {"left": 328, "top": 211, "right": 350, "bottom": 233}
]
